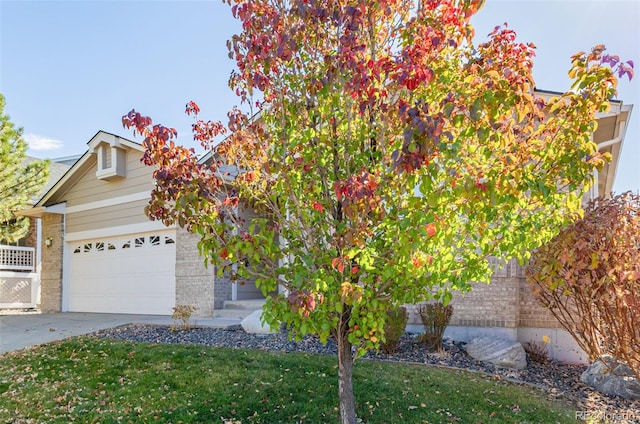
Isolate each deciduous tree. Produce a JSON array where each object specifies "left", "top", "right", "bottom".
[
  {"left": 122, "top": 1, "right": 632, "bottom": 422},
  {"left": 0, "top": 94, "right": 49, "bottom": 243}
]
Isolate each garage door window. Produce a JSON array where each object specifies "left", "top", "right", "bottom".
[{"left": 71, "top": 234, "right": 175, "bottom": 255}]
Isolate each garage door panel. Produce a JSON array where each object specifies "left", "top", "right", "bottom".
[
  {"left": 68, "top": 231, "right": 176, "bottom": 315},
  {"left": 68, "top": 293, "right": 174, "bottom": 314}
]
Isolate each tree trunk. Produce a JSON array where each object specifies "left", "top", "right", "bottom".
[{"left": 337, "top": 328, "right": 357, "bottom": 424}]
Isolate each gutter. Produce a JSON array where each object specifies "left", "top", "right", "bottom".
[
  {"left": 592, "top": 118, "right": 628, "bottom": 198},
  {"left": 596, "top": 120, "right": 626, "bottom": 150}
]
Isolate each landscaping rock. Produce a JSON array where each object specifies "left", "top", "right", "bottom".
[
  {"left": 241, "top": 310, "right": 278, "bottom": 334},
  {"left": 464, "top": 337, "right": 527, "bottom": 369},
  {"left": 580, "top": 356, "right": 640, "bottom": 400}
]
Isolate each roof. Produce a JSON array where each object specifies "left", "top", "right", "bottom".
[
  {"left": 51, "top": 154, "right": 82, "bottom": 166},
  {"left": 24, "top": 156, "right": 72, "bottom": 204},
  {"left": 21, "top": 94, "right": 633, "bottom": 216}
]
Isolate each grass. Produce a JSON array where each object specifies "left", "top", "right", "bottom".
[{"left": 0, "top": 337, "right": 577, "bottom": 423}]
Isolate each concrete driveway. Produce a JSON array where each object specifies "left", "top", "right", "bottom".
[
  {"left": 0, "top": 312, "right": 173, "bottom": 354},
  {"left": 0, "top": 312, "right": 241, "bottom": 355},
  {"left": 0, "top": 312, "right": 176, "bottom": 354}
]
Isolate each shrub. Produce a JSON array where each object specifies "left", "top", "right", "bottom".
[
  {"left": 418, "top": 302, "right": 453, "bottom": 353},
  {"left": 380, "top": 306, "right": 408, "bottom": 354},
  {"left": 171, "top": 305, "right": 197, "bottom": 331},
  {"left": 523, "top": 338, "right": 549, "bottom": 364},
  {"left": 526, "top": 192, "right": 640, "bottom": 379}
]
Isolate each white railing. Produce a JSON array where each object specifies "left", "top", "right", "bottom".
[{"left": 0, "top": 245, "right": 35, "bottom": 272}]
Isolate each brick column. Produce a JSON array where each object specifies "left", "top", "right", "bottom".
[
  {"left": 39, "top": 213, "right": 63, "bottom": 312},
  {"left": 175, "top": 228, "right": 216, "bottom": 317},
  {"left": 518, "top": 277, "right": 562, "bottom": 328}
]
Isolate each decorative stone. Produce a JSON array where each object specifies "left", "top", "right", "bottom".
[
  {"left": 241, "top": 310, "right": 278, "bottom": 335},
  {"left": 580, "top": 356, "right": 640, "bottom": 400},
  {"left": 464, "top": 337, "right": 527, "bottom": 369}
]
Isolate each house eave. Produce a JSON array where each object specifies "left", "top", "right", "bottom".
[
  {"left": 16, "top": 206, "right": 47, "bottom": 218},
  {"left": 595, "top": 103, "right": 633, "bottom": 197},
  {"left": 17, "top": 202, "right": 66, "bottom": 218}
]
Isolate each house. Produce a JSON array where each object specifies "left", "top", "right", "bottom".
[
  {"left": 0, "top": 157, "right": 73, "bottom": 309},
  {"left": 16, "top": 94, "right": 634, "bottom": 363},
  {"left": 20, "top": 131, "right": 264, "bottom": 317}
]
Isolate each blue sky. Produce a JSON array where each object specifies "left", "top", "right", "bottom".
[{"left": 1, "top": 0, "right": 638, "bottom": 192}]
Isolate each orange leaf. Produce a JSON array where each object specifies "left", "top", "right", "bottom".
[
  {"left": 332, "top": 257, "right": 345, "bottom": 273},
  {"left": 425, "top": 223, "right": 437, "bottom": 237}
]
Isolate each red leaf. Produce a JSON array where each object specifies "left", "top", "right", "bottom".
[
  {"left": 332, "top": 257, "right": 345, "bottom": 273},
  {"left": 185, "top": 101, "right": 200, "bottom": 116},
  {"left": 331, "top": 257, "right": 340, "bottom": 270}
]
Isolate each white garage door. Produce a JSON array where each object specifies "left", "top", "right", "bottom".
[{"left": 67, "top": 231, "right": 176, "bottom": 315}]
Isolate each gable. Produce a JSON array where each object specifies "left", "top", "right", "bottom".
[
  {"left": 36, "top": 132, "right": 145, "bottom": 207},
  {"left": 47, "top": 150, "right": 153, "bottom": 209},
  {"left": 23, "top": 131, "right": 165, "bottom": 237},
  {"left": 49, "top": 149, "right": 156, "bottom": 235}
]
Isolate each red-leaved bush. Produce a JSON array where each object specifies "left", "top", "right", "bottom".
[{"left": 527, "top": 192, "right": 639, "bottom": 378}]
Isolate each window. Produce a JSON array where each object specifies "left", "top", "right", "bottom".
[{"left": 72, "top": 234, "right": 173, "bottom": 254}]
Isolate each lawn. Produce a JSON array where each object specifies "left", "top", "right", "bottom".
[{"left": 0, "top": 337, "right": 576, "bottom": 423}]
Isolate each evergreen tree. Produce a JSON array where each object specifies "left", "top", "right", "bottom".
[{"left": 0, "top": 94, "right": 49, "bottom": 243}]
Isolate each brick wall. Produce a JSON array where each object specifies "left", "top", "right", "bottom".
[
  {"left": 407, "top": 257, "right": 560, "bottom": 330},
  {"left": 26, "top": 217, "right": 38, "bottom": 248},
  {"left": 449, "top": 257, "right": 521, "bottom": 328},
  {"left": 518, "top": 277, "right": 562, "bottom": 328},
  {"left": 39, "top": 213, "right": 63, "bottom": 312},
  {"left": 174, "top": 228, "right": 216, "bottom": 317},
  {"left": 26, "top": 218, "right": 39, "bottom": 275}
]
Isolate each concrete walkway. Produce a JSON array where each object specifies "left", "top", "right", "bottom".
[{"left": 0, "top": 312, "right": 240, "bottom": 355}]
